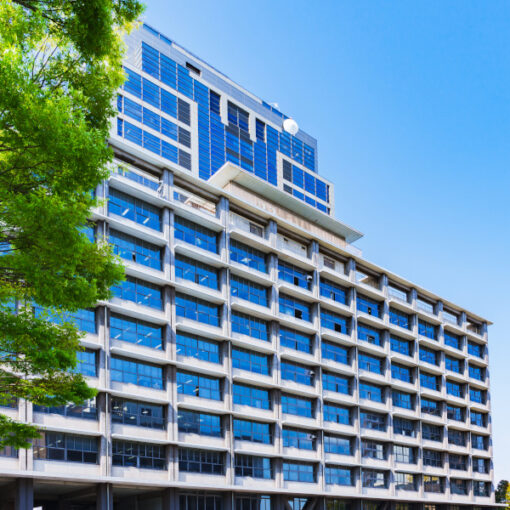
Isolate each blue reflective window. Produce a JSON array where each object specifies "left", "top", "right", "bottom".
[
  {"left": 357, "top": 323, "right": 382, "bottom": 346},
  {"left": 283, "top": 462, "right": 315, "bottom": 483},
  {"left": 357, "top": 295, "right": 381, "bottom": 317},
  {"left": 235, "top": 455, "right": 272, "bottom": 479},
  {"left": 232, "top": 347, "right": 270, "bottom": 375},
  {"left": 33, "top": 306, "right": 97, "bottom": 334},
  {"left": 176, "top": 332, "right": 220, "bottom": 364},
  {"left": 123, "top": 67, "right": 142, "bottom": 97},
  {"left": 109, "top": 229, "right": 161, "bottom": 270},
  {"left": 325, "top": 466, "right": 353, "bottom": 486},
  {"left": 321, "top": 309, "right": 349, "bottom": 333},
  {"left": 112, "top": 277, "right": 162, "bottom": 310},
  {"left": 359, "top": 383, "right": 383, "bottom": 402},
  {"left": 229, "top": 239, "right": 267, "bottom": 273},
  {"left": 281, "top": 394, "right": 313, "bottom": 417},
  {"left": 108, "top": 188, "right": 161, "bottom": 231},
  {"left": 280, "top": 327, "right": 312, "bottom": 354},
  {"left": 418, "top": 319, "right": 437, "bottom": 340},
  {"left": 281, "top": 362, "right": 314, "bottom": 386},
  {"left": 444, "top": 331, "right": 461, "bottom": 349},
  {"left": 323, "top": 372, "right": 350, "bottom": 394},
  {"left": 231, "top": 275, "right": 268, "bottom": 306},
  {"left": 175, "top": 293, "right": 220, "bottom": 327},
  {"left": 419, "top": 346, "right": 439, "bottom": 365},
  {"left": 421, "top": 398, "right": 441, "bottom": 416},
  {"left": 175, "top": 216, "right": 217, "bottom": 253},
  {"left": 322, "top": 343, "right": 348, "bottom": 367},
  {"left": 420, "top": 372, "right": 440, "bottom": 391},
  {"left": 470, "top": 388, "right": 485, "bottom": 404},
  {"left": 177, "top": 371, "right": 221, "bottom": 400},
  {"left": 324, "top": 404, "right": 350, "bottom": 425},
  {"left": 233, "top": 384, "right": 270, "bottom": 410},
  {"left": 360, "top": 412, "right": 386, "bottom": 431},
  {"left": 389, "top": 308, "right": 410, "bottom": 329},
  {"left": 445, "top": 356, "right": 462, "bottom": 373},
  {"left": 228, "top": 102, "right": 249, "bottom": 132},
  {"left": 422, "top": 423, "right": 442, "bottom": 441},
  {"left": 178, "top": 410, "right": 222, "bottom": 437},
  {"left": 390, "top": 336, "right": 412, "bottom": 356},
  {"left": 324, "top": 435, "right": 352, "bottom": 455},
  {"left": 471, "top": 411, "right": 486, "bottom": 427},
  {"left": 278, "top": 260, "right": 312, "bottom": 290},
  {"left": 468, "top": 342, "right": 484, "bottom": 358},
  {"left": 110, "top": 313, "right": 163, "bottom": 349},
  {"left": 234, "top": 419, "right": 272, "bottom": 444},
  {"left": 392, "top": 390, "right": 413, "bottom": 409},
  {"left": 359, "top": 353, "right": 383, "bottom": 374},
  {"left": 469, "top": 364, "right": 484, "bottom": 381},
  {"left": 279, "top": 294, "right": 311, "bottom": 322},
  {"left": 175, "top": 254, "right": 218, "bottom": 289},
  {"left": 231, "top": 311, "right": 268, "bottom": 341},
  {"left": 391, "top": 363, "right": 412, "bottom": 383},
  {"left": 282, "top": 428, "right": 315, "bottom": 450},
  {"left": 111, "top": 356, "right": 163, "bottom": 389},
  {"left": 320, "top": 279, "right": 347, "bottom": 304},
  {"left": 446, "top": 381, "right": 463, "bottom": 398},
  {"left": 447, "top": 404, "right": 464, "bottom": 421},
  {"left": 472, "top": 434, "right": 487, "bottom": 450},
  {"left": 76, "top": 350, "right": 97, "bottom": 377}
]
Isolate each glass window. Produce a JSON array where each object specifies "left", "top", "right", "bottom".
[
  {"left": 231, "top": 311, "right": 268, "bottom": 340},
  {"left": 108, "top": 188, "right": 161, "bottom": 231},
  {"left": 474, "top": 481, "right": 490, "bottom": 497},
  {"left": 235, "top": 454, "right": 272, "bottom": 479},
  {"left": 392, "top": 390, "right": 413, "bottom": 409},
  {"left": 468, "top": 342, "right": 484, "bottom": 358},
  {"left": 0, "top": 445, "right": 18, "bottom": 458},
  {"left": 110, "top": 313, "right": 163, "bottom": 349},
  {"left": 448, "top": 429, "right": 466, "bottom": 446},
  {"left": 233, "top": 384, "right": 271, "bottom": 410},
  {"left": 422, "top": 423, "right": 442, "bottom": 442},
  {"left": 282, "top": 428, "right": 316, "bottom": 450},
  {"left": 178, "top": 410, "right": 222, "bottom": 437},
  {"left": 175, "top": 254, "right": 219, "bottom": 289},
  {"left": 233, "top": 419, "right": 272, "bottom": 444},
  {"left": 111, "top": 356, "right": 164, "bottom": 389},
  {"left": 75, "top": 350, "right": 97, "bottom": 377},
  {"left": 360, "top": 412, "right": 386, "bottom": 431},
  {"left": 359, "top": 382, "right": 383, "bottom": 403},
  {"left": 449, "top": 454, "right": 467, "bottom": 471},
  {"left": 33, "top": 432, "right": 98, "bottom": 463},
  {"left": 445, "top": 356, "right": 462, "bottom": 373},
  {"left": 470, "top": 387, "right": 485, "bottom": 404},
  {"left": 232, "top": 347, "right": 270, "bottom": 375},
  {"left": 181, "top": 493, "right": 223, "bottom": 510},
  {"left": 177, "top": 371, "right": 221, "bottom": 400},
  {"left": 423, "top": 450, "right": 442, "bottom": 467},
  {"left": 112, "top": 277, "right": 162, "bottom": 309},
  {"left": 281, "top": 394, "right": 313, "bottom": 417},
  {"left": 320, "top": 279, "right": 347, "bottom": 304},
  {"left": 281, "top": 327, "right": 312, "bottom": 354},
  {"left": 325, "top": 466, "right": 353, "bottom": 486},
  {"left": 34, "top": 305, "right": 97, "bottom": 334},
  {"left": 447, "top": 404, "right": 464, "bottom": 421},
  {"left": 324, "top": 404, "right": 351, "bottom": 425},
  {"left": 279, "top": 294, "right": 311, "bottom": 322},
  {"left": 469, "top": 364, "right": 484, "bottom": 381},
  {"left": 357, "top": 323, "right": 382, "bottom": 346},
  {"left": 34, "top": 398, "right": 97, "bottom": 421},
  {"left": 323, "top": 372, "right": 351, "bottom": 394},
  {"left": 283, "top": 461, "right": 315, "bottom": 482},
  {"left": 393, "top": 445, "right": 415, "bottom": 464},
  {"left": 278, "top": 260, "right": 312, "bottom": 290},
  {"left": 362, "top": 441, "right": 385, "bottom": 460},
  {"left": 357, "top": 295, "right": 381, "bottom": 317},
  {"left": 231, "top": 275, "right": 268, "bottom": 306},
  {"left": 230, "top": 239, "right": 267, "bottom": 273},
  {"left": 418, "top": 319, "right": 437, "bottom": 340},
  {"left": 444, "top": 331, "right": 461, "bottom": 349},
  {"left": 322, "top": 341, "right": 349, "bottom": 364},
  {"left": 112, "top": 398, "right": 164, "bottom": 429},
  {"left": 321, "top": 309, "right": 349, "bottom": 333},
  {"left": 175, "top": 216, "right": 217, "bottom": 253},
  {"left": 471, "top": 411, "right": 487, "bottom": 427},
  {"left": 446, "top": 381, "right": 463, "bottom": 398},
  {"left": 394, "top": 472, "right": 416, "bottom": 491},
  {"left": 389, "top": 308, "right": 410, "bottom": 329},
  {"left": 391, "top": 363, "right": 412, "bottom": 383},
  {"left": 109, "top": 229, "right": 161, "bottom": 270},
  {"left": 362, "top": 470, "right": 386, "bottom": 488},
  {"left": 112, "top": 440, "right": 165, "bottom": 470},
  {"left": 419, "top": 346, "right": 439, "bottom": 365},
  {"left": 281, "top": 361, "right": 314, "bottom": 386},
  {"left": 324, "top": 435, "right": 352, "bottom": 455},
  {"left": 393, "top": 418, "right": 416, "bottom": 437},
  {"left": 420, "top": 372, "right": 440, "bottom": 391},
  {"left": 390, "top": 336, "right": 412, "bottom": 356},
  {"left": 176, "top": 332, "right": 220, "bottom": 363},
  {"left": 472, "top": 434, "right": 488, "bottom": 450},
  {"left": 423, "top": 476, "right": 443, "bottom": 493},
  {"left": 450, "top": 479, "right": 468, "bottom": 495},
  {"left": 176, "top": 293, "right": 220, "bottom": 327},
  {"left": 473, "top": 457, "right": 488, "bottom": 473},
  {"left": 359, "top": 353, "right": 384, "bottom": 374},
  {"left": 421, "top": 398, "right": 441, "bottom": 416},
  {"left": 179, "top": 448, "right": 224, "bottom": 474}
]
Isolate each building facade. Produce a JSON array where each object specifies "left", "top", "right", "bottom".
[{"left": 0, "top": 24, "right": 495, "bottom": 510}]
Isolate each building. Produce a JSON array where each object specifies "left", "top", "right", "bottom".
[{"left": 0, "top": 23, "right": 495, "bottom": 510}]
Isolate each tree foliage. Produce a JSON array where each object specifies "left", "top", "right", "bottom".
[
  {"left": 0, "top": 0, "right": 144, "bottom": 448},
  {"left": 496, "top": 480, "right": 509, "bottom": 503}
]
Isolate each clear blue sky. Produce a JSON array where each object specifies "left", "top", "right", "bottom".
[{"left": 143, "top": 0, "right": 510, "bottom": 481}]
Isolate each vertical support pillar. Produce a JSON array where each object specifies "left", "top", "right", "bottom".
[
  {"left": 163, "top": 488, "right": 179, "bottom": 510},
  {"left": 15, "top": 479, "right": 33, "bottom": 510},
  {"left": 96, "top": 483, "right": 113, "bottom": 510}
]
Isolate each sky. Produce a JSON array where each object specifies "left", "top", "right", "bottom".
[{"left": 142, "top": 0, "right": 510, "bottom": 481}]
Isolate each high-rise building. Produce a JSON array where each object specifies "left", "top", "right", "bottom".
[{"left": 0, "top": 24, "right": 495, "bottom": 510}]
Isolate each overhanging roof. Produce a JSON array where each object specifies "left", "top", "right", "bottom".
[{"left": 208, "top": 162, "right": 364, "bottom": 244}]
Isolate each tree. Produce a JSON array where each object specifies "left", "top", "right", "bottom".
[
  {"left": 496, "top": 480, "right": 509, "bottom": 503},
  {"left": 0, "top": 0, "right": 144, "bottom": 449}
]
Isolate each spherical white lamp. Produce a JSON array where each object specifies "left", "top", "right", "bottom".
[{"left": 283, "top": 118, "right": 299, "bottom": 136}]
